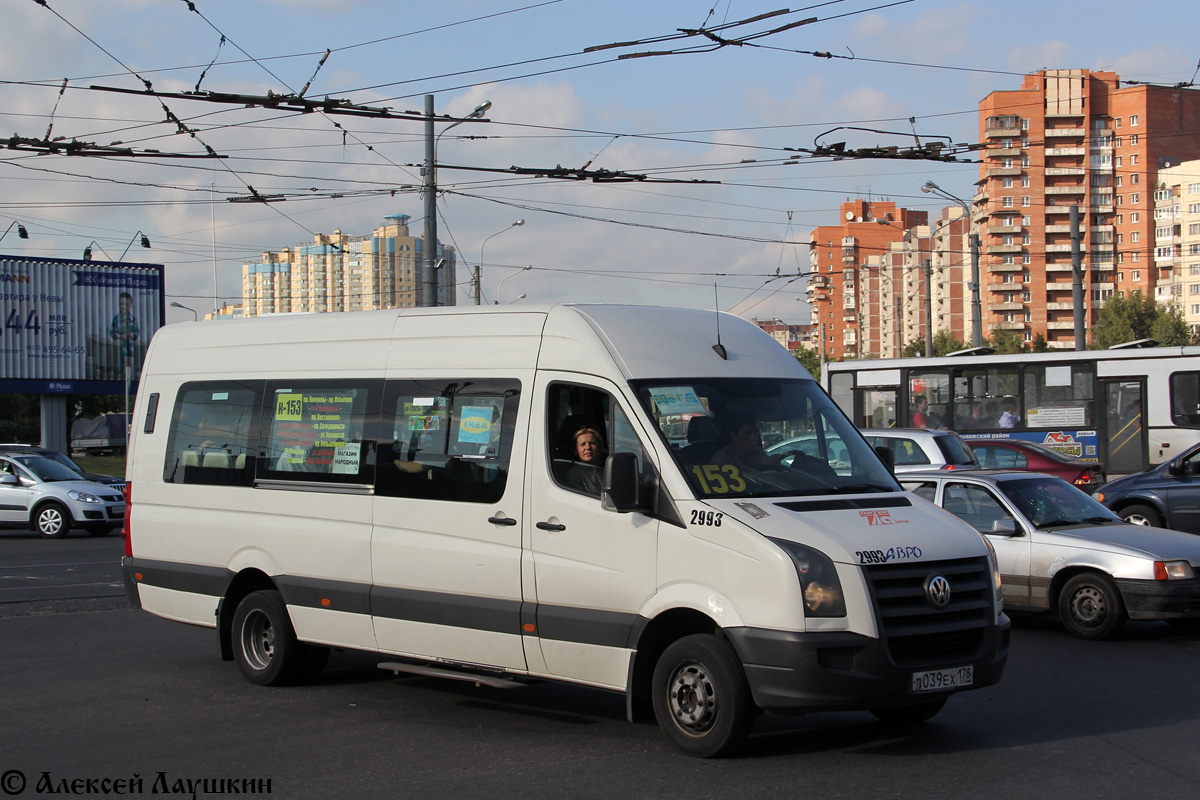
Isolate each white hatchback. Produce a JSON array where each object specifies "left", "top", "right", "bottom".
[{"left": 0, "top": 453, "right": 126, "bottom": 538}]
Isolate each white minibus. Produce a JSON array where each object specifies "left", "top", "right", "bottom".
[{"left": 122, "top": 304, "right": 1009, "bottom": 756}]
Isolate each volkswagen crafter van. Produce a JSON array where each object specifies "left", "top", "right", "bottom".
[{"left": 122, "top": 304, "right": 1009, "bottom": 757}]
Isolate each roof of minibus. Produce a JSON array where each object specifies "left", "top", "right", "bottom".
[{"left": 143, "top": 304, "right": 811, "bottom": 382}]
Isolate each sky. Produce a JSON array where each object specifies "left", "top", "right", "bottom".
[{"left": 2, "top": 0, "right": 1198, "bottom": 325}]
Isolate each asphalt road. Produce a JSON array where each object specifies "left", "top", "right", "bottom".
[{"left": 2, "top": 536, "right": 1199, "bottom": 799}]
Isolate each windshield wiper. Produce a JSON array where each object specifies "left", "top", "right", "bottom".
[
  {"left": 1038, "top": 518, "right": 1083, "bottom": 528},
  {"left": 1081, "top": 516, "right": 1122, "bottom": 524}
]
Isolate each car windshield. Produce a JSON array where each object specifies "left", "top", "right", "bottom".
[
  {"left": 936, "top": 434, "right": 979, "bottom": 466},
  {"left": 633, "top": 378, "right": 898, "bottom": 499},
  {"left": 998, "top": 476, "right": 1122, "bottom": 527},
  {"left": 46, "top": 451, "right": 85, "bottom": 474},
  {"left": 12, "top": 455, "right": 86, "bottom": 482}
]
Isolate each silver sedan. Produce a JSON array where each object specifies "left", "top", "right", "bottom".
[{"left": 899, "top": 470, "right": 1200, "bottom": 639}]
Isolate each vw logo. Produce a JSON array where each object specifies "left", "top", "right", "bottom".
[{"left": 925, "top": 575, "right": 952, "bottom": 609}]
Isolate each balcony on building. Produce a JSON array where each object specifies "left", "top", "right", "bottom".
[
  {"left": 1046, "top": 321, "right": 1078, "bottom": 330},
  {"left": 1046, "top": 185, "right": 1086, "bottom": 195},
  {"left": 990, "top": 147, "right": 1022, "bottom": 159},
  {"left": 992, "top": 262, "right": 1024, "bottom": 272},
  {"left": 988, "top": 302, "right": 1024, "bottom": 312},
  {"left": 1046, "top": 147, "right": 1086, "bottom": 157},
  {"left": 987, "top": 280, "right": 1024, "bottom": 291},
  {"left": 1045, "top": 128, "right": 1086, "bottom": 138},
  {"left": 1045, "top": 263, "right": 1074, "bottom": 272},
  {"left": 1045, "top": 243, "right": 1074, "bottom": 253},
  {"left": 1046, "top": 282, "right": 1075, "bottom": 291},
  {"left": 989, "top": 222, "right": 1022, "bottom": 235},
  {"left": 987, "top": 244, "right": 1023, "bottom": 254},
  {"left": 987, "top": 166, "right": 1023, "bottom": 178},
  {"left": 994, "top": 321, "right": 1025, "bottom": 330},
  {"left": 1046, "top": 167, "right": 1087, "bottom": 176}
]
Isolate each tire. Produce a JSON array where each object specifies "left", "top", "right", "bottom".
[
  {"left": 870, "top": 696, "right": 948, "bottom": 724},
  {"left": 1120, "top": 503, "right": 1163, "bottom": 528},
  {"left": 33, "top": 502, "right": 71, "bottom": 539},
  {"left": 651, "top": 634, "right": 755, "bottom": 758},
  {"left": 1058, "top": 572, "right": 1127, "bottom": 640},
  {"left": 232, "top": 590, "right": 304, "bottom": 686}
]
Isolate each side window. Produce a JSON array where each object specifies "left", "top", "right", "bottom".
[
  {"left": 944, "top": 482, "right": 1015, "bottom": 534},
  {"left": 891, "top": 438, "right": 931, "bottom": 466},
  {"left": 549, "top": 382, "right": 648, "bottom": 498},
  {"left": 258, "top": 381, "right": 379, "bottom": 485},
  {"left": 376, "top": 379, "right": 520, "bottom": 503},
  {"left": 902, "top": 480, "right": 938, "bottom": 503},
  {"left": 1170, "top": 372, "right": 1200, "bottom": 427},
  {"left": 164, "top": 382, "right": 262, "bottom": 486}
]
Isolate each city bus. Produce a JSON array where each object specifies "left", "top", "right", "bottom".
[{"left": 822, "top": 345, "right": 1200, "bottom": 477}]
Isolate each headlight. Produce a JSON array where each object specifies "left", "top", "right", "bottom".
[
  {"left": 769, "top": 538, "right": 846, "bottom": 617},
  {"left": 981, "top": 534, "right": 1003, "bottom": 605},
  {"left": 67, "top": 490, "right": 100, "bottom": 503},
  {"left": 1154, "top": 560, "right": 1196, "bottom": 581}
]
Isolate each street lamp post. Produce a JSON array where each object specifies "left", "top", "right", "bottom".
[
  {"left": 424, "top": 96, "right": 492, "bottom": 307},
  {"left": 922, "top": 181, "right": 983, "bottom": 348},
  {"left": 170, "top": 301, "right": 199, "bottom": 321},
  {"left": 495, "top": 264, "right": 532, "bottom": 305},
  {"left": 479, "top": 223, "right": 525, "bottom": 304}
]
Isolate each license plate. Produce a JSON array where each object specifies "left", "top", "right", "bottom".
[{"left": 911, "top": 665, "right": 973, "bottom": 694}]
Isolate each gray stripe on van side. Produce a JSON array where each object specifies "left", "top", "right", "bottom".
[
  {"left": 127, "top": 558, "right": 230, "bottom": 597},
  {"left": 535, "top": 605, "right": 641, "bottom": 649},
  {"left": 370, "top": 586, "right": 521, "bottom": 634},
  {"left": 276, "top": 575, "right": 372, "bottom": 616}
]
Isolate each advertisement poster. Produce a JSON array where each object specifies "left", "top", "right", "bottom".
[
  {"left": 0, "top": 255, "right": 164, "bottom": 393},
  {"left": 270, "top": 389, "right": 363, "bottom": 474}
]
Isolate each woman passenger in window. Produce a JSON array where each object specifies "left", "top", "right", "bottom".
[{"left": 562, "top": 427, "right": 607, "bottom": 496}]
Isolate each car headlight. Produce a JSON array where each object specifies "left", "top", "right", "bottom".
[
  {"left": 67, "top": 490, "right": 101, "bottom": 503},
  {"left": 981, "top": 534, "right": 1003, "bottom": 605},
  {"left": 769, "top": 538, "right": 847, "bottom": 617},
  {"left": 1154, "top": 560, "right": 1196, "bottom": 581}
]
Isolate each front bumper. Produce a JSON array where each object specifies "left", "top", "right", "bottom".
[
  {"left": 726, "top": 615, "right": 1010, "bottom": 714},
  {"left": 1117, "top": 578, "right": 1200, "bottom": 620}
]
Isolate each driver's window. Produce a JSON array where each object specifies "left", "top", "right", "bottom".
[{"left": 549, "top": 383, "right": 647, "bottom": 498}]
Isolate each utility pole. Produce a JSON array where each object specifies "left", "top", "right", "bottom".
[
  {"left": 1071, "top": 203, "right": 1086, "bottom": 350},
  {"left": 922, "top": 181, "right": 983, "bottom": 348},
  {"left": 422, "top": 94, "right": 437, "bottom": 307}
]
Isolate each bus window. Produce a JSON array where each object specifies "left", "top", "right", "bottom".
[
  {"left": 951, "top": 366, "right": 1020, "bottom": 431},
  {"left": 908, "top": 371, "right": 951, "bottom": 429},
  {"left": 1023, "top": 364, "right": 1094, "bottom": 428},
  {"left": 862, "top": 389, "right": 897, "bottom": 429},
  {"left": 1169, "top": 372, "right": 1200, "bottom": 427}
]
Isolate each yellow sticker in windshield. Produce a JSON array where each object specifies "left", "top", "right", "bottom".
[{"left": 690, "top": 464, "right": 747, "bottom": 494}]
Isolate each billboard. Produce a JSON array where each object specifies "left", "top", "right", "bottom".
[{"left": 0, "top": 255, "right": 164, "bottom": 394}]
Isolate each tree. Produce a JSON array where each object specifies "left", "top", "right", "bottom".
[
  {"left": 1093, "top": 291, "right": 1161, "bottom": 349},
  {"left": 1031, "top": 333, "right": 1051, "bottom": 353},
  {"left": 1150, "top": 303, "right": 1193, "bottom": 346},
  {"left": 987, "top": 328, "right": 1026, "bottom": 355},
  {"left": 792, "top": 345, "right": 822, "bottom": 379},
  {"left": 900, "top": 332, "right": 964, "bottom": 358}
]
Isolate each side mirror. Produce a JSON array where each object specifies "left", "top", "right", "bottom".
[
  {"left": 991, "top": 518, "right": 1019, "bottom": 535},
  {"left": 874, "top": 445, "right": 895, "bottom": 475},
  {"left": 602, "top": 452, "right": 642, "bottom": 513},
  {"left": 0, "top": 473, "right": 17, "bottom": 485}
]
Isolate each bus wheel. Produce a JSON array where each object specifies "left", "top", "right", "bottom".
[
  {"left": 1059, "top": 573, "right": 1126, "bottom": 640},
  {"left": 1120, "top": 503, "right": 1162, "bottom": 528},
  {"left": 34, "top": 502, "right": 71, "bottom": 539},
  {"left": 232, "top": 590, "right": 303, "bottom": 686},
  {"left": 651, "top": 634, "right": 754, "bottom": 757}
]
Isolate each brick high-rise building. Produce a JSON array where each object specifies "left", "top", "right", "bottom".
[
  {"left": 807, "top": 199, "right": 928, "bottom": 359},
  {"left": 975, "top": 69, "right": 1200, "bottom": 348}
]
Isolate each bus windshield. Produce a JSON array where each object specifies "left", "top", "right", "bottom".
[{"left": 632, "top": 378, "right": 899, "bottom": 499}]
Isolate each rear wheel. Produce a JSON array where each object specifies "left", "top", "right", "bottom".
[
  {"left": 33, "top": 502, "right": 71, "bottom": 539},
  {"left": 651, "top": 634, "right": 755, "bottom": 758},
  {"left": 1058, "top": 572, "right": 1126, "bottom": 640},
  {"left": 1120, "top": 503, "right": 1162, "bottom": 528},
  {"left": 870, "top": 696, "right": 948, "bottom": 724},
  {"left": 232, "top": 590, "right": 304, "bottom": 686}
]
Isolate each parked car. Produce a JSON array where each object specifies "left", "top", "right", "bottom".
[
  {"left": 0, "top": 453, "right": 126, "bottom": 538},
  {"left": 968, "top": 439, "right": 1105, "bottom": 490},
  {"left": 860, "top": 428, "right": 980, "bottom": 474},
  {"left": 1094, "top": 441, "right": 1200, "bottom": 532},
  {"left": 900, "top": 469, "right": 1200, "bottom": 639},
  {"left": 765, "top": 433, "right": 852, "bottom": 474},
  {"left": 0, "top": 444, "right": 125, "bottom": 488}
]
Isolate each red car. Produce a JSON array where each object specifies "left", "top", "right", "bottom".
[{"left": 967, "top": 440, "right": 1106, "bottom": 490}]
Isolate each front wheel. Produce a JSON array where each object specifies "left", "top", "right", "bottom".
[
  {"left": 1120, "top": 503, "right": 1163, "bottom": 528},
  {"left": 34, "top": 502, "right": 71, "bottom": 539},
  {"left": 1058, "top": 572, "right": 1126, "bottom": 640},
  {"left": 232, "top": 590, "right": 304, "bottom": 686},
  {"left": 651, "top": 634, "right": 755, "bottom": 758}
]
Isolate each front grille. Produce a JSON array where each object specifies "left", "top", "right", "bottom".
[
  {"left": 99, "top": 494, "right": 123, "bottom": 503},
  {"left": 864, "top": 556, "right": 993, "bottom": 667},
  {"left": 776, "top": 497, "right": 912, "bottom": 513}
]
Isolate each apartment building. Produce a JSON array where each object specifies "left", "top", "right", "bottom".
[
  {"left": 975, "top": 70, "right": 1200, "bottom": 347},
  {"left": 806, "top": 199, "right": 928, "bottom": 359},
  {"left": 1153, "top": 160, "right": 1200, "bottom": 330},
  {"left": 242, "top": 214, "right": 457, "bottom": 317}
]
